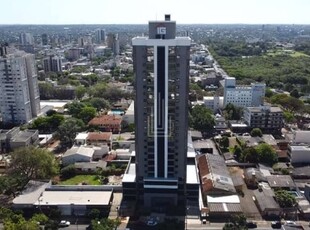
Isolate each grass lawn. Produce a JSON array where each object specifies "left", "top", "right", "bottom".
[
  {"left": 266, "top": 49, "right": 309, "bottom": 57},
  {"left": 59, "top": 175, "right": 101, "bottom": 185}
]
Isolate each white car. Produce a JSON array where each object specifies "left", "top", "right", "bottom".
[
  {"left": 284, "top": 220, "right": 296, "bottom": 226},
  {"left": 146, "top": 219, "right": 158, "bottom": 226},
  {"left": 59, "top": 220, "right": 71, "bottom": 227}
]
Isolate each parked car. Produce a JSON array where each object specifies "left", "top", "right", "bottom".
[
  {"left": 271, "top": 221, "right": 282, "bottom": 229},
  {"left": 246, "top": 221, "right": 257, "bottom": 228},
  {"left": 59, "top": 220, "right": 70, "bottom": 227},
  {"left": 284, "top": 220, "right": 296, "bottom": 226},
  {"left": 146, "top": 219, "right": 157, "bottom": 226}
]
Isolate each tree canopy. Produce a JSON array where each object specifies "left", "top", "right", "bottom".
[
  {"left": 7, "top": 147, "right": 59, "bottom": 191},
  {"left": 250, "top": 128, "right": 263, "bottom": 137},
  {"left": 223, "top": 103, "right": 243, "bottom": 120},
  {"left": 240, "top": 143, "right": 278, "bottom": 166},
  {"left": 190, "top": 105, "right": 215, "bottom": 133},
  {"left": 275, "top": 190, "right": 296, "bottom": 208},
  {"left": 55, "top": 118, "right": 86, "bottom": 148}
]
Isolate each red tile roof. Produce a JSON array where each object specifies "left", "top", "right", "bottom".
[
  {"left": 88, "top": 115, "right": 122, "bottom": 126},
  {"left": 87, "top": 132, "right": 112, "bottom": 141}
]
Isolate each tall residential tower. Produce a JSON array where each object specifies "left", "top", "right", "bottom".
[
  {"left": 0, "top": 46, "right": 40, "bottom": 125},
  {"left": 125, "top": 15, "right": 191, "bottom": 209}
]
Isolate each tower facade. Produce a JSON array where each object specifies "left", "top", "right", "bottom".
[
  {"left": 43, "top": 55, "right": 62, "bottom": 73},
  {"left": 0, "top": 47, "right": 40, "bottom": 125},
  {"left": 132, "top": 15, "right": 191, "bottom": 208}
]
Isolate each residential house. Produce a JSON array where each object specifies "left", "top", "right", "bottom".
[
  {"left": 62, "top": 146, "right": 94, "bottom": 166},
  {"left": 266, "top": 175, "right": 295, "bottom": 190},
  {"left": 62, "top": 145, "right": 109, "bottom": 166},
  {"left": 86, "top": 132, "right": 112, "bottom": 149},
  {"left": 88, "top": 115, "right": 122, "bottom": 133},
  {"left": 253, "top": 188, "right": 282, "bottom": 217}
]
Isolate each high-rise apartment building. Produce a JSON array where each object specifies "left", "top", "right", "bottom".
[
  {"left": 43, "top": 55, "right": 62, "bottom": 73},
  {"left": 123, "top": 15, "right": 191, "bottom": 209},
  {"left": 95, "top": 29, "right": 105, "bottom": 44},
  {"left": 106, "top": 33, "right": 120, "bottom": 56},
  {"left": 41, "top": 34, "right": 48, "bottom": 46},
  {"left": 0, "top": 46, "right": 40, "bottom": 125},
  {"left": 19, "top": 33, "right": 34, "bottom": 45}
]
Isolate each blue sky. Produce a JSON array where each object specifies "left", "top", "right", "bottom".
[{"left": 1, "top": 0, "right": 310, "bottom": 24}]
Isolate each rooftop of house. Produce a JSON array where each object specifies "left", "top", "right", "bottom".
[
  {"left": 63, "top": 146, "right": 94, "bottom": 158},
  {"left": 88, "top": 115, "right": 122, "bottom": 126},
  {"left": 253, "top": 188, "right": 280, "bottom": 211},
  {"left": 87, "top": 132, "right": 112, "bottom": 141},
  {"left": 266, "top": 175, "right": 295, "bottom": 188},
  {"left": 198, "top": 154, "right": 235, "bottom": 193}
]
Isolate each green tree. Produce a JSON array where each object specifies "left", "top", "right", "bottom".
[
  {"left": 90, "top": 83, "right": 108, "bottom": 98},
  {"left": 275, "top": 190, "right": 296, "bottom": 208},
  {"left": 60, "top": 164, "right": 76, "bottom": 179},
  {"left": 78, "top": 106, "right": 97, "bottom": 124},
  {"left": 265, "top": 88, "right": 274, "bottom": 98},
  {"left": 66, "top": 101, "right": 86, "bottom": 117},
  {"left": 233, "top": 145, "right": 242, "bottom": 161},
  {"left": 241, "top": 147, "right": 259, "bottom": 163},
  {"left": 90, "top": 218, "right": 121, "bottom": 230},
  {"left": 84, "top": 98, "right": 111, "bottom": 111},
  {"left": 88, "top": 209, "right": 101, "bottom": 220},
  {"left": 9, "top": 147, "right": 59, "bottom": 189},
  {"left": 223, "top": 103, "right": 243, "bottom": 120},
  {"left": 250, "top": 128, "right": 263, "bottom": 137},
  {"left": 223, "top": 214, "right": 247, "bottom": 230},
  {"left": 190, "top": 105, "right": 215, "bottom": 133},
  {"left": 256, "top": 143, "right": 278, "bottom": 166},
  {"left": 55, "top": 118, "right": 85, "bottom": 148},
  {"left": 31, "top": 213, "right": 49, "bottom": 224},
  {"left": 220, "top": 136, "right": 230, "bottom": 149},
  {"left": 283, "top": 111, "right": 295, "bottom": 123},
  {"left": 290, "top": 88, "right": 300, "bottom": 98},
  {"left": 75, "top": 85, "right": 87, "bottom": 100}
]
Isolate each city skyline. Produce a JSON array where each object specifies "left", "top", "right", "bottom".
[{"left": 1, "top": 0, "right": 310, "bottom": 25}]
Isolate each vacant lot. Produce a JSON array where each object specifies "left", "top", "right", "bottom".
[{"left": 59, "top": 175, "right": 101, "bottom": 185}]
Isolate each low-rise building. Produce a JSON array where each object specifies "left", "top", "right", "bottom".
[
  {"left": 13, "top": 180, "right": 113, "bottom": 216},
  {"left": 243, "top": 106, "right": 283, "bottom": 131},
  {"left": 88, "top": 115, "right": 122, "bottom": 133},
  {"left": 198, "top": 154, "right": 236, "bottom": 195},
  {"left": 62, "top": 145, "right": 109, "bottom": 166},
  {"left": 289, "top": 145, "right": 310, "bottom": 164},
  {"left": 266, "top": 175, "right": 295, "bottom": 190},
  {"left": 0, "top": 127, "right": 39, "bottom": 153},
  {"left": 253, "top": 188, "right": 281, "bottom": 217}
]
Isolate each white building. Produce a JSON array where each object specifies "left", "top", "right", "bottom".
[
  {"left": 122, "top": 100, "right": 134, "bottom": 124},
  {"left": 62, "top": 146, "right": 108, "bottom": 166},
  {"left": 203, "top": 96, "right": 223, "bottom": 112},
  {"left": 0, "top": 47, "right": 40, "bottom": 125},
  {"left": 293, "top": 131, "right": 310, "bottom": 144},
  {"left": 289, "top": 145, "right": 310, "bottom": 164},
  {"left": 223, "top": 77, "right": 265, "bottom": 108}
]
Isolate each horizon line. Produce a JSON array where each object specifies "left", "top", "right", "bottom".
[{"left": 1, "top": 22, "right": 310, "bottom": 26}]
